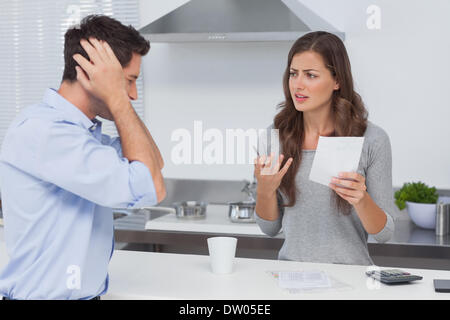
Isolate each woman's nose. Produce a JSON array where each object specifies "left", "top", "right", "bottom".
[{"left": 294, "top": 74, "right": 306, "bottom": 90}]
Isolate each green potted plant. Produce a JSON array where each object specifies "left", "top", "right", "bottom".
[{"left": 395, "top": 182, "right": 439, "bottom": 229}]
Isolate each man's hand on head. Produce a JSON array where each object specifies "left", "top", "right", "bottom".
[{"left": 72, "top": 38, "right": 129, "bottom": 113}]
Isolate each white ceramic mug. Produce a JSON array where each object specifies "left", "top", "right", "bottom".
[{"left": 207, "top": 237, "right": 237, "bottom": 274}]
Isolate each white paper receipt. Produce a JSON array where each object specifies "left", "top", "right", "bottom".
[
  {"left": 278, "top": 271, "right": 331, "bottom": 289},
  {"left": 309, "top": 136, "right": 365, "bottom": 187}
]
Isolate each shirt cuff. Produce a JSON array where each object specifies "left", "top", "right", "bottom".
[
  {"left": 373, "top": 211, "right": 395, "bottom": 243},
  {"left": 127, "top": 160, "right": 158, "bottom": 208},
  {"left": 255, "top": 207, "right": 283, "bottom": 237}
]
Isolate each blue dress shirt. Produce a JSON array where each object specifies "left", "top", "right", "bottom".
[{"left": 0, "top": 88, "right": 157, "bottom": 299}]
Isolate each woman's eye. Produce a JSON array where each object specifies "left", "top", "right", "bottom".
[
  {"left": 289, "top": 72, "right": 297, "bottom": 78},
  {"left": 307, "top": 73, "right": 317, "bottom": 79}
]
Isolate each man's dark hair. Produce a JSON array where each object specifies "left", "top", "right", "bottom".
[{"left": 62, "top": 14, "right": 150, "bottom": 82}]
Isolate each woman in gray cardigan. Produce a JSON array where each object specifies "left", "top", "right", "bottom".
[{"left": 254, "top": 31, "right": 395, "bottom": 266}]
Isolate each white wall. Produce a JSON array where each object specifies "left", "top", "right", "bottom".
[{"left": 139, "top": 0, "right": 450, "bottom": 189}]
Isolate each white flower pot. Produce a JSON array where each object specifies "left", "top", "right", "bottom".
[{"left": 406, "top": 201, "right": 436, "bottom": 229}]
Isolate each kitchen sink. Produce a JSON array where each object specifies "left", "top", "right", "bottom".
[{"left": 113, "top": 208, "right": 170, "bottom": 230}]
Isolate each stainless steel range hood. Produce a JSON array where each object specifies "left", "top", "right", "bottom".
[{"left": 139, "top": 0, "right": 344, "bottom": 42}]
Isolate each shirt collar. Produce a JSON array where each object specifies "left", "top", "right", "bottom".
[
  {"left": 43, "top": 88, "right": 101, "bottom": 131},
  {"left": 89, "top": 118, "right": 103, "bottom": 140}
]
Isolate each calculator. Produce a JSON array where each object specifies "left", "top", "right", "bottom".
[{"left": 365, "top": 269, "right": 423, "bottom": 284}]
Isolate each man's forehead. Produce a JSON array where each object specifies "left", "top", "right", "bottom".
[{"left": 124, "top": 52, "right": 141, "bottom": 77}]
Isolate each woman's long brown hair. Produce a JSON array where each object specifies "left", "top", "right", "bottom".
[{"left": 274, "top": 31, "right": 368, "bottom": 215}]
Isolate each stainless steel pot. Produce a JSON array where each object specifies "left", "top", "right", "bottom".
[
  {"left": 228, "top": 201, "right": 256, "bottom": 223},
  {"left": 172, "top": 201, "right": 207, "bottom": 219}
]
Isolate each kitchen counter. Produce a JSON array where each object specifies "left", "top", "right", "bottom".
[
  {"left": 113, "top": 205, "right": 450, "bottom": 270},
  {"left": 143, "top": 205, "right": 277, "bottom": 237},
  {"left": 115, "top": 204, "right": 450, "bottom": 247},
  {"left": 2, "top": 225, "right": 450, "bottom": 300},
  {"left": 105, "top": 250, "right": 450, "bottom": 300},
  {"left": 0, "top": 240, "right": 449, "bottom": 300}
]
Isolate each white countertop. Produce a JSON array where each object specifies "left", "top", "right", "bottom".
[
  {"left": 1, "top": 235, "right": 449, "bottom": 299},
  {"left": 103, "top": 250, "right": 450, "bottom": 300},
  {"left": 144, "top": 204, "right": 277, "bottom": 236},
  {"left": 1, "top": 223, "right": 450, "bottom": 300}
]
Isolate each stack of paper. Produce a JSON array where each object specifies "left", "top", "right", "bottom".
[{"left": 278, "top": 271, "right": 331, "bottom": 289}]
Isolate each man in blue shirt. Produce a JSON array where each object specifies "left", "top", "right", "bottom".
[{"left": 0, "top": 15, "right": 166, "bottom": 299}]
